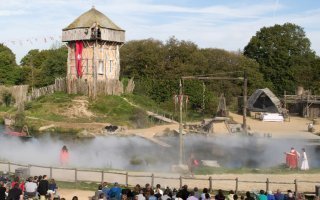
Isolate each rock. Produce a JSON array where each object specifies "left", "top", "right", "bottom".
[{"left": 39, "top": 124, "right": 55, "bottom": 131}]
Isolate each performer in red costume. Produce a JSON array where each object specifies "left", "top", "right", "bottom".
[
  {"left": 285, "top": 147, "right": 300, "bottom": 169},
  {"left": 60, "top": 145, "right": 69, "bottom": 166}
]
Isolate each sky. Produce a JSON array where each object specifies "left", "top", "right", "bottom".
[{"left": 1, "top": 0, "right": 320, "bottom": 63}]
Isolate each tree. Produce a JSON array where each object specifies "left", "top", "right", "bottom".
[
  {"left": 0, "top": 44, "right": 19, "bottom": 85},
  {"left": 244, "top": 23, "right": 317, "bottom": 95}
]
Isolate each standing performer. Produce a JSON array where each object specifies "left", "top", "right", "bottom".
[
  {"left": 188, "top": 153, "right": 199, "bottom": 177},
  {"left": 301, "top": 148, "right": 309, "bottom": 170},
  {"left": 285, "top": 147, "right": 300, "bottom": 169},
  {"left": 60, "top": 145, "right": 69, "bottom": 166}
]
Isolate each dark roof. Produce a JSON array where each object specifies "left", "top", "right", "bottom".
[
  {"left": 247, "top": 88, "right": 282, "bottom": 113},
  {"left": 63, "top": 7, "right": 123, "bottom": 31}
]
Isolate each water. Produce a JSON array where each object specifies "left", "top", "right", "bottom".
[{"left": 0, "top": 125, "right": 319, "bottom": 171}]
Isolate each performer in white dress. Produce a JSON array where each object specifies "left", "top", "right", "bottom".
[{"left": 301, "top": 148, "right": 309, "bottom": 170}]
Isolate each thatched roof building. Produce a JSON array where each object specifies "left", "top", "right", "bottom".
[
  {"left": 62, "top": 7, "right": 125, "bottom": 43},
  {"left": 248, "top": 88, "right": 282, "bottom": 113}
]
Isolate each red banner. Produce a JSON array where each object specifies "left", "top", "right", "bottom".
[{"left": 75, "top": 41, "right": 83, "bottom": 78}]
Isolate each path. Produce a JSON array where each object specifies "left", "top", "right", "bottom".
[{"left": 122, "top": 97, "right": 178, "bottom": 124}]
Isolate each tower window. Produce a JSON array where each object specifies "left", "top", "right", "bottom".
[{"left": 98, "top": 60, "right": 104, "bottom": 75}]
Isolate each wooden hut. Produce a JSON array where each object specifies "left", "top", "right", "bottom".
[
  {"left": 62, "top": 7, "right": 125, "bottom": 97},
  {"left": 247, "top": 88, "right": 282, "bottom": 113}
]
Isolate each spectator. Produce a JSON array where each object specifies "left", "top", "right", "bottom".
[
  {"left": 233, "top": 194, "right": 238, "bottom": 200},
  {"left": 215, "top": 189, "right": 225, "bottom": 200},
  {"left": 285, "top": 190, "right": 295, "bottom": 200},
  {"left": 108, "top": 182, "right": 122, "bottom": 200},
  {"left": 0, "top": 181, "right": 7, "bottom": 200},
  {"left": 48, "top": 178, "right": 58, "bottom": 200},
  {"left": 204, "top": 193, "right": 210, "bottom": 200},
  {"left": 201, "top": 188, "right": 209, "bottom": 200},
  {"left": 193, "top": 187, "right": 200, "bottom": 199},
  {"left": 143, "top": 183, "right": 152, "bottom": 200},
  {"left": 102, "top": 182, "right": 110, "bottom": 199},
  {"left": 257, "top": 190, "right": 267, "bottom": 200},
  {"left": 155, "top": 184, "right": 163, "bottom": 199},
  {"left": 7, "top": 183, "right": 22, "bottom": 200},
  {"left": 132, "top": 184, "right": 141, "bottom": 197},
  {"left": 274, "top": 190, "right": 284, "bottom": 200},
  {"left": 38, "top": 175, "right": 49, "bottom": 200},
  {"left": 227, "top": 190, "right": 234, "bottom": 200},
  {"left": 72, "top": 196, "right": 78, "bottom": 200},
  {"left": 187, "top": 191, "right": 198, "bottom": 200},
  {"left": 161, "top": 188, "right": 171, "bottom": 200},
  {"left": 99, "top": 193, "right": 106, "bottom": 200},
  {"left": 11, "top": 177, "right": 19, "bottom": 189},
  {"left": 245, "top": 192, "right": 254, "bottom": 200},
  {"left": 136, "top": 190, "right": 146, "bottom": 200},
  {"left": 180, "top": 185, "right": 190, "bottom": 200},
  {"left": 149, "top": 189, "right": 157, "bottom": 200},
  {"left": 267, "top": 191, "right": 275, "bottom": 200},
  {"left": 95, "top": 184, "right": 104, "bottom": 200},
  {"left": 25, "top": 177, "right": 37, "bottom": 199}
]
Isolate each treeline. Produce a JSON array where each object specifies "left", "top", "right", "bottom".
[
  {"left": 1, "top": 23, "right": 319, "bottom": 115},
  {"left": 120, "top": 37, "right": 268, "bottom": 114},
  {"left": 0, "top": 44, "right": 67, "bottom": 88}
]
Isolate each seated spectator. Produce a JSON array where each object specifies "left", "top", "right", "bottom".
[
  {"left": 72, "top": 196, "right": 78, "bottom": 200},
  {"left": 187, "top": 191, "right": 198, "bottom": 200},
  {"left": 201, "top": 188, "right": 209, "bottom": 200},
  {"left": 0, "top": 181, "right": 7, "bottom": 200},
  {"left": 180, "top": 185, "right": 190, "bottom": 200},
  {"left": 274, "top": 190, "right": 284, "bottom": 200},
  {"left": 215, "top": 189, "right": 225, "bottom": 200},
  {"left": 267, "top": 191, "right": 275, "bottom": 200},
  {"left": 95, "top": 185, "right": 104, "bottom": 200},
  {"left": 155, "top": 184, "right": 163, "bottom": 199},
  {"left": 233, "top": 194, "right": 238, "bottom": 200},
  {"left": 204, "top": 193, "right": 210, "bottom": 200},
  {"left": 149, "top": 189, "right": 157, "bottom": 200},
  {"left": 38, "top": 175, "right": 49, "bottom": 200},
  {"left": 25, "top": 177, "right": 38, "bottom": 198},
  {"left": 7, "top": 183, "right": 23, "bottom": 200},
  {"left": 136, "top": 190, "right": 146, "bottom": 200},
  {"left": 193, "top": 187, "right": 200, "bottom": 199},
  {"left": 102, "top": 182, "right": 110, "bottom": 199},
  {"left": 245, "top": 192, "right": 254, "bottom": 200},
  {"left": 108, "top": 182, "right": 122, "bottom": 200},
  {"left": 227, "top": 190, "right": 235, "bottom": 200},
  {"left": 48, "top": 178, "right": 58, "bottom": 200},
  {"left": 257, "top": 190, "right": 267, "bottom": 200}
]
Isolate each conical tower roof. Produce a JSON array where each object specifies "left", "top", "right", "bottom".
[{"left": 63, "top": 7, "right": 123, "bottom": 31}]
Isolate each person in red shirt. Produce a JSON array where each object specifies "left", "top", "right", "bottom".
[{"left": 60, "top": 145, "right": 69, "bottom": 166}]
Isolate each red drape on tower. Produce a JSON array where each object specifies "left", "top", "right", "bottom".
[{"left": 75, "top": 41, "right": 83, "bottom": 78}]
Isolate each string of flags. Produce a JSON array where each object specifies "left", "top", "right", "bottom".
[{"left": 1, "top": 35, "right": 62, "bottom": 46}]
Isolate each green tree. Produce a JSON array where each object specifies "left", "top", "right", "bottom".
[
  {"left": 0, "top": 44, "right": 19, "bottom": 85},
  {"left": 244, "top": 23, "right": 317, "bottom": 95}
]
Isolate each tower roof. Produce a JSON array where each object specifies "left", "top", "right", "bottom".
[{"left": 63, "top": 7, "right": 123, "bottom": 31}]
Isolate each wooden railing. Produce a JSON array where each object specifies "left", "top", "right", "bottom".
[{"left": 1, "top": 161, "right": 320, "bottom": 194}]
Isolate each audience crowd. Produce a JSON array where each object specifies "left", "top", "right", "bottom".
[{"left": 0, "top": 174, "right": 311, "bottom": 200}]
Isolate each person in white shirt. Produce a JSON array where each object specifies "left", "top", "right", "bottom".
[
  {"left": 25, "top": 177, "right": 38, "bottom": 198},
  {"left": 301, "top": 148, "right": 309, "bottom": 170}
]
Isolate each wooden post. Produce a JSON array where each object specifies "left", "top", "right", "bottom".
[
  {"left": 50, "top": 167, "right": 52, "bottom": 179},
  {"left": 235, "top": 178, "right": 239, "bottom": 193},
  {"left": 266, "top": 178, "right": 269, "bottom": 192},
  {"left": 179, "top": 176, "right": 183, "bottom": 189},
  {"left": 151, "top": 173, "right": 154, "bottom": 188},
  {"left": 294, "top": 179, "right": 298, "bottom": 195},
  {"left": 243, "top": 71, "right": 248, "bottom": 134},
  {"left": 75, "top": 168, "right": 78, "bottom": 183},
  {"left": 8, "top": 162, "right": 10, "bottom": 173},
  {"left": 126, "top": 172, "right": 129, "bottom": 187},
  {"left": 209, "top": 176, "right": 213, "bottom": 192},
  {"left": 101, "top": 171, "right": 104, "bottom": 183},
  {"left": 179, "top": 79, "right": 183, "bottom": 165}
]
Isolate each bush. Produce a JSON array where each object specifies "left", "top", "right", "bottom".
[
  {"left": 129, "top": 108, "right": 149, "bottom": 128},
  {"left": 1, "top": 90, "right": 14, "bottom": 107}
]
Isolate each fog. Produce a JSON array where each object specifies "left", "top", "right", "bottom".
[{"left": 1, "top": 125, "right": 320, "bottom": 171}]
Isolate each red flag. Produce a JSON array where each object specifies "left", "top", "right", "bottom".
[{"left": 75, "top": 41, "right": 83, "bottom": 78}]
